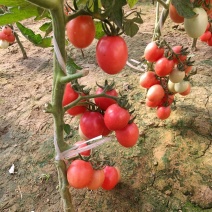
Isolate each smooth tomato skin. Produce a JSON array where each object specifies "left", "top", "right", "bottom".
[
  {"left": 62, "top": 83, "right": 87, "bottom": 116},
  {"left": 74, "top": 141, "right": 91, "bottom": 156},
  {"left": 207, "top": 36, "right": 212, "bottom": 46},
  {"left": 169, "top": 68, "right": 185, "bottom": 83},
  {"left": 104, "top": 104, "right": 130, "bottom": 130},
  {"left": 115, "top": 122, "right": 139, "bottom": 148},
  {"left": 139, "top": 71, "right": 159, "bottom": 88},
  {"left": 185, "top": 65, "right": 192, "bottom": 75},
  {"left": 157, "top": 106, "right": 171, "bottom": 120},
  {"left": 66, "top": 15, "right": 95, "bottom": 49},
  {"left": 200, "top": 31, "right": 211, "bottom": 42},
  {"left": 2, "top": 26, "right": 12, "bottom": 35},
  {"left": 101, "top": 166, "right": 119, "bottom": 190},
  {"left": 80, "top": 111, "right": 105, "bottom": 139},
  {"left": 155, "top": 58, "right": 175, "bottom": 77},
  {"left": 169, "top": 3, "right": 184, "bottom": 23},
  {"left": 144, "top": 42, "right": 164, "bottom": 62},
  {"left": 5, "top": 33, "right": 15, "bottom": 43},
  {"left": 67, "top": 160, "right": 94, "bottom": 189},
  {"left": 179, "top": 84, "right": 191, "bottom": 96},
  {"left": 96, "top": 36, "right": 128, "bottom": 74},
  {"left": 172, "top": 46, "right": 187, "bottom": 63},
  {"left": 184, "top": 7, "right": 208, "bottom": 38},
  {"left": 147, "top": 84, "right": 165, "bottom": 102},
  {"left": 87, "top": 169, "right": 105, "bottom": 190},
  {"left": 0, "top": 31, "right": 7, "bottom": 40},
  {"left": 94, "top": 87, "right": 118, "bottom": 110},
  {"left": 146, "top": 99, "right": 161, "bottom": 108}
]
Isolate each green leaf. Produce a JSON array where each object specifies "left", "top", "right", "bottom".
[
  {"left": 123, "top": 20, "right": 139, "bottom": 37},
  {"left": 172, "top": 0, "right": 196, "bottom": 19},
  {"left": 39, "top": 22, "right": 51, "bottom": 32},
  {"left": 63, "top": 124, "right": 71, "bottom": 135},
  {"left": 16, "top": 22, "right": 52, "bottom": 48},
  {"left": 66, "top": 56, "right": 82, "bottom": 75},
  {"left": 0, "top": 1, "right": 39, "bottom": 26},
  {"left": 95, "top": 21, "right": 105, "bottom": 39},
  {"left": 127, "top": 0, "right": 138, "bottom": 8}
]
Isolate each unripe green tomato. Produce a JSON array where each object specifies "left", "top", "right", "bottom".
[
  {"left": 0, "top": 39, "right": 9, "bottom": 49},
  {"left": 168, "top": 80, "right": 176, "bottom": 93},
  {"left": 174, "top": 81, "right": 190, "bottom": 93},
  {"left": 169, "top": 68, "right": 185, "bottom": 83},
  {"left": 184, "top": 7, "right": 208, "bottom": 38}
]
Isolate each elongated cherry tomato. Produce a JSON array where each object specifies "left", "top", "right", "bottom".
[{"left": 96, "top": 36, "right": 128, "bottom": 75}]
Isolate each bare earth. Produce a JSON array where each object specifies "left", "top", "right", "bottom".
[{"left": 0, "top": 3, "right": 211, "bottom": 212}]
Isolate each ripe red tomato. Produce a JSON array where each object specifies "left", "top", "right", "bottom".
[
  {"left": 104, "top": 104, "right": 130, "bottom": 130},
  {"left": 157, "top": 106, "right": 171, "bottom": 120},
  {"left": 115, "top": 122, "right": 139, "bottom": 147},
  {"left": 184, "top": 65, "right": 192, "bottom": 75},
  {"left": 0, "top": 31, "right": 7, "bottom": 40},
  {"left": 114, "top": 167, "right": 121, "bottom": 182},
  {"left": 155, "top": 58, "right": 175, "bottom": 77},
  {"left": 2, "top": 26, "right": 12, "bottom": 36},
  {"left": 169, "top": 3, "right": 184, "bottom": 23},
  {"left": 101, "top": 166, "right": 119, "bottom": 190},
  {"left": 87, "top": 169, "right": 105, "bottom": 190},
  {"left": 66, "top": 15, "right": 95, "bottom": 49},
  {"left": 172, "top": 46, "right": 187, "bottom": 63},
  {"left": 62, "top": 83, "right": 87, "bottom": 116},
  {"left": 144, "top": 42, "right": 164, "bottom": 62},
  {"left": 74, "top": 141, "right": 91, "bottom": 156},
  {"left": 146, "top": 99, "right": 161, "bottom": 108},
  {"left": 67, "top": 160, "right": 94, "bottom": 189},
  {"left": 146, "top": 84, "right": 165, "bottom": 102},
  {"left": 5, "top": 33, "right": 15, "bottom": 43},
  {"left": 200, "top": 31, "right": 211, "bottom": 42},
  {"left": 94, "top": 87, "right": 118, "bottom": 110},
  {"left": 96, "top": 36, "right": 128, "bottom": 74},
  {"left": 139, "top": 71, "right": 159, "bottom": 88},
  {"left": 80, "top": 111, "right": 106, "bottom": 139},
  {"left": 207, "top": 36, "right": 212, "bottom": 46}
]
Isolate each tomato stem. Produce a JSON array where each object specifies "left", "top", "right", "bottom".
[{"left": 13, "top": 32, "right": 27, "bottom": 59}]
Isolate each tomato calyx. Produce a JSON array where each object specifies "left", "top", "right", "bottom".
[{"left": 96, "top": 80, "right": 116, "bottom": 93}]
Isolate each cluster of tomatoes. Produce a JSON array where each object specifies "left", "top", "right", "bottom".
[
  {"left": 63, "top": 82, "right": 139, "bottom": 189},
  {"left": 63, "top": 83, "right": 139, "bottom": 148},
  {"left": 200, "top": 22, "right": 212, "bottom": 46},
  {"left": 66, "top": 15, "right": 128, "bottom": 75},
  {"left": 140, "top": 41, "right": 192, "bottom": 120},
  {"left": 67, "top": 159, "right": 120, "bottom": 190},
  {"left": 169, "top": 3, "right": 210, "bottom": 39},
  {"left": 0, "top": 25, "right": 15, "bottom": 49}
]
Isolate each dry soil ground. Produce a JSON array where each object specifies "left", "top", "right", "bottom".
[{"left": 0, "top": 2, "right": 212, "bottom": 212}]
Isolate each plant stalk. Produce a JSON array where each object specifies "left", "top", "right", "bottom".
[{"left": 14, "top": 32, "right": 27, "bottom": 59}]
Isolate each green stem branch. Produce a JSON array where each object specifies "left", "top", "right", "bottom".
[
  {"left": 14, "top": 32, "right": 27, "bottom": 59},
  {"left": 60, "top": 69, "right": 89, "bottom": 84}
]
